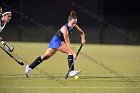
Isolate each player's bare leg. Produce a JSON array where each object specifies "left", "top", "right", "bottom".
[
  {"left": 25, "top": 48, "right": 57, "bottom": 77},
  {"left": 57, "top": 42, "right": 81, "bottom": 77}
]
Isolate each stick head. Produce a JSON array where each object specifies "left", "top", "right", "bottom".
[
  {"left": 19, "top": 62, "right": 24, "bottom": 65},
  {"left": 8, "top": 46, "right": 14, "bottom": 52}
]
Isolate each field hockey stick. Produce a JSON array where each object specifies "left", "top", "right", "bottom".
[
  {"left": 0, "top": 38, "right": 14, "bottom": 52},
  {"left": 65, "top": 44, "right": 83, "bottom": 79},
  {"left": 0, "top": 46, "right": 24, "bottom": 66}
]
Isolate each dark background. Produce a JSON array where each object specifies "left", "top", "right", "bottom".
[{"left": 0, "top": 0, "right": 140, "bottom": 45}]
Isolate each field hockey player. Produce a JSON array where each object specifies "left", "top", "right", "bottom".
[
  {"left": 25, "top": 11, "right": 86, "bottom": 78},
  {"left": 0, "top": 5, "right": 14, "bottom": 52}
]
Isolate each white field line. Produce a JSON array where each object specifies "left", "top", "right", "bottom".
[
  {"left": 0, "top": 75, "right": 140, "bottom": 81},
  {"left": 0, "top": 75, "right": 140, "bottom": 78},
  {"left": 0, "top": 86, "right": 140, "bottom": 89}
]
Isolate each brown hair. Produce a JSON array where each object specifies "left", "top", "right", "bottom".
[{"left": 68, "top": 10, "right": 77, "bottom": 20}]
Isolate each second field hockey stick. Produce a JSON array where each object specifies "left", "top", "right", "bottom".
[
  {"left": 0, "top": 46, "right": 24, "bottom": 66},
  {"left": 65, "top": 44, "right": 83, "bottom": 79},
  {"left": 0, "top": 38, "right": 14, "bottom": 52}
]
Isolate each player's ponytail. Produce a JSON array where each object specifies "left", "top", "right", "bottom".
[
  {"left": 68, "top": 10, "right": 77, "bottom": 20},
  {"left": 69, "top": 11, "right": 76, "bottom": 16}
]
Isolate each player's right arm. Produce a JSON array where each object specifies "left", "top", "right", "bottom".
[{"left": 60, "top": 26, "right": 76, "bottom": 57}]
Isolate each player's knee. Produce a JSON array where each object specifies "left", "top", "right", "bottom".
[{"left": 66, "top": 49, "right": 73, "bottom": 55}]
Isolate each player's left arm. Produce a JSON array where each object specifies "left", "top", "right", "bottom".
[{"left": 74, "top": 24, "right": 86, "bottom": 45}]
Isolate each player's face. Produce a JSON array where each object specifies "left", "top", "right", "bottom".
[
  {"left": 3, "top": 13, "right": 12, "bottom": 23},
  {"left": 69, "top": 18, "right": 77, "bottom": 27}
]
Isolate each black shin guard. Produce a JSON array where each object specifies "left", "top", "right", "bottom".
[
  {"left": 67, "top": 55, "right": 74, "bottom": 71},
  {"left": 29, "top": 56, "right": 42, "bottom": 69}
]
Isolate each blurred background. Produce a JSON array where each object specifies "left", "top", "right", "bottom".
[{"left": 0, "top": 0, "right": 140, "bottom": 45}]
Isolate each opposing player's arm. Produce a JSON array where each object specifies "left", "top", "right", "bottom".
[
  {"left": 74, "top": 24, "right": 86, "bottom": 45},
  {"left": 0, "top": 36, "right": 3, "bottom": 41}
]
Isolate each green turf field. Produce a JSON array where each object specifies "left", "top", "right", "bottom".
[{"left": 0, "top": 42, "right": 140, "bottom": 93}]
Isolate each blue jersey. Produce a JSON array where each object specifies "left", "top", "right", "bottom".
[
  {"left": 49, "top": 23, "right": 74, "bottom": 49},
  {"left": 65, "top": 23, "right": 74, "bottom": 35}
]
